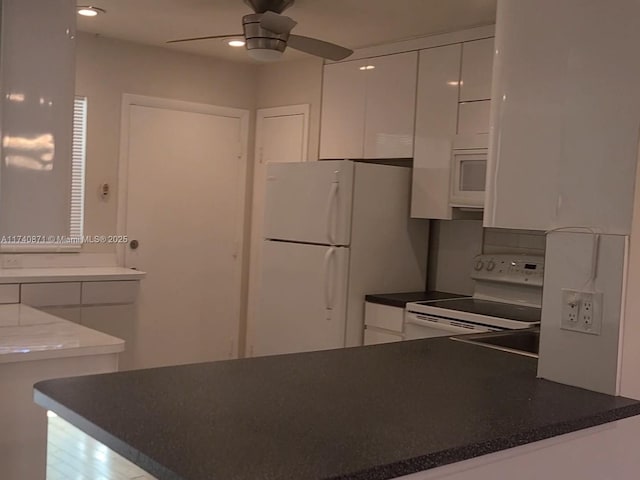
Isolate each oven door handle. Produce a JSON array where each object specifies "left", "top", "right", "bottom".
[{"left": 405, "top": 315, "right": 487, "bottom": 334}]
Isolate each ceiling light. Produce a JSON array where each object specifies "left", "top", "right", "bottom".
[
  {"left": 359, "top": 65, "right": 375, "bottom": 71},
  {"left": 77, "top": 6, "right": 106, "bottom": 17},
  {"left": 228, "top": 39, "right": 246, "bottom": 48}
]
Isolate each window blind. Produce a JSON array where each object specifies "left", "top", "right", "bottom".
[{"left": 70, "top": 96, "right": 87, "bottom": 241}]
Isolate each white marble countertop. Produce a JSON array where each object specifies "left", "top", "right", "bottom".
[
  {"left": 0, "top": 304, "right": 124, "bottom": 364},
  {"left": 0, "top": 267, "right": 145, "bottom": 284}
]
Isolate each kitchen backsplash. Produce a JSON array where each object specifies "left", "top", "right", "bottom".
[
  {"left": 428, "top": 220, "right": 546, "bottom": 295},
  {"left": 483, "top": 228, "right": 546, "bottom": 256}
]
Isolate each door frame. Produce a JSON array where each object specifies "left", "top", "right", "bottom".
[
  {"left": 246, "top": 104, "right": 310, "bottom": 356},
  {"left": 116, "top": 94, "right": 250, "bottom": 353},
  {"left": 255, "top": 104, "right": 310, "bottom": 164}
]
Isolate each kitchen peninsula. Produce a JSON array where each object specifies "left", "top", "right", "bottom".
[
  {"left": 34, "top": 338, "right": 640, "bottom": 480},
  {"left": 1, "top": 304, "right": 124, "bottom": 480}
]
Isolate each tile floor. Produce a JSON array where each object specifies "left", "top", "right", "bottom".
[{"left": 46, "top": 413, "right": 157, "bottom": 480}]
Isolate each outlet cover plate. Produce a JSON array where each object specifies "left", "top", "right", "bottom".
[{"left": 561, "top": 289, "right": 603, "bottom": 335}]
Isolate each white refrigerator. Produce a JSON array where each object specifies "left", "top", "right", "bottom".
[{"left": 253, "top": 160, "right": 429, "bottom": 356}]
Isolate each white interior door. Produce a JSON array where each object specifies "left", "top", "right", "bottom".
[
  {"left": 252, "top": 241, "right": 349, "bottom": 357},
  {"left": 247, "top": 105, "right": 308, "bottom": 357},
  {"left": 120, "top": 97, "right": 248, "bottom": 369}
]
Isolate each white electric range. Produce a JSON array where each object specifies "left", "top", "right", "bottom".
[{"left": 404, "top": 254, "right": 544, "bottom": 339}]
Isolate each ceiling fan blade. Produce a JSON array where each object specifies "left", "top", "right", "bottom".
[
  {"left": 167, "top": 34, "right": 243, "bottom": 44},
  {"left": 260, "top": 11, "right": 297, "bottom": 34},
  {"left": 287, "top": 35, "right": 353, "bottom": 61}
]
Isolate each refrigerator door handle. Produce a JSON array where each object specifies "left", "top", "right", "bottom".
[
  {"left": 323, "top": 247, "right": 336, "bottom": 311},
  {"left": 325, "top": 178, "right": 339, "bottom": 245}
]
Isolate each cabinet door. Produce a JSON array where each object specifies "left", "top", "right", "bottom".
[
  {"left": 363, "top": 52, "right": 418, "bottom": 159},
  {"left": 364, "top": 328, "right": 403, "bottom": 345},
  {"left": 458, "top": 100, "right": 491, "bottom": 135},
  {"left": 319, "top": 61, "right": 367, "bottom": 159},
  {"left": 411, "top": 44, "right": 462, "bottom": 219},
  {"left": 81, "top": 304, "right": 137, "bottom": 371},
  {"left": 364, "top": 302, "right": 404, "bottom": 333},
  {"left": 460, "top": 38, "right": 494, "bottom": 101},
  {"left": 485, "top": 1, "right": 640, "bottom": 233}
]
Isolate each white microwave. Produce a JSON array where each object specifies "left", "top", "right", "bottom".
[{"left": 450, "top": 135, "right": 488, "bottom": 208}]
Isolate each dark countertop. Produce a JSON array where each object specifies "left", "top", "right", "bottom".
[
  {"left": 35, "top": 338, "right": 640, "bottom": 480},
  {"left": 364, "top": 290, "right": 468, "bottom": 308}
]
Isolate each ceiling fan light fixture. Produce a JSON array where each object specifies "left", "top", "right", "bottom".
[
  {"left": 228, "top": 39, "right": 246, "bottom": 47},
  {"left": 77, "top": 6, "right": 106, "bottom": 17},
  {"left": 247, "top": 48, "right": 284, "bottom": 62}
]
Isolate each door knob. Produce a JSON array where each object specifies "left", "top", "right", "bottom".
[{"left": 129, "top": 239, "right": 139, "bottom": 250}]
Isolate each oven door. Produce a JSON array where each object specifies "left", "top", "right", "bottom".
[
  {"left": 404, "top": 312, "right": 494, "bottom": 340},
  {"left": 450, "top": 148, "right": 487, "bottom": 208}
]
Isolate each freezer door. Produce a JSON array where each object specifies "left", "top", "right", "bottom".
[
  {"left": 264, "top": 160, "right": 354, "bottom": 245},
  {"left": 252, "top": 241, "right": 349, "bottom": 356}
]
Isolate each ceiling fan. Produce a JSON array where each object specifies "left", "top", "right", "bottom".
[{"left": 167, "top": 0, "right": 353, "bottom": 62}]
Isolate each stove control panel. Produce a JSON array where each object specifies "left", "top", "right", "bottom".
[{"left": 470, "top": 254, "right": 545, "bottom": 287}]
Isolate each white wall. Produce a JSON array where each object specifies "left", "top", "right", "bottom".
[
  {"left": 75, "top": 33, "right": 258, "bottom": 253},
  {"left": 428, "top": 220, "right": 483, "bottom": 295},
  {"left": 538, "top": 232, "right": 626, "bottom": 395}
]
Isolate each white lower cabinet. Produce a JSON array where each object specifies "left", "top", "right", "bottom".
[
  {"left": 363, "top": 302, "right": 404, "bottom": 345},
  {"left": 0, "top": 284, "right": 19, "bottom": 304},
  {"left": 364, "top": 328, "right": 403, "bottom": 345},
  {"left": 21, "top": 282, "right": 81, "bottom": 307},
  {"left": 81, "top": 304, "right": 138, "bottom": 371},
  {"left": 25, "top": 280, "right": 140, "bottom": 370},
  {"left": 39, "top": 306, "right": 82, "bottom": 324}
]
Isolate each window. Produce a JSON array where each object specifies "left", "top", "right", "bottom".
[
  {"left": 71, "top": 96, "right": 87, "bottom": 242},
  {"left": 0, "top": 96, "right": 87, "bottom": 251}
]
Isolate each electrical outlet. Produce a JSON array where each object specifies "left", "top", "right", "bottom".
[
  {"left": 579, "top": 292, "right": 603, "bottom": 335},
  {"left": 2, "top": 255, "right": 22, "bottom": 269},
  {"left": 561, "top": 289, "right": 603, "bottom": 335},
  {"left": 561, "top": 289, "right": 580, "bottom": 327}
]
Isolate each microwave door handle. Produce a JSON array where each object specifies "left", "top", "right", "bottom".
[
  {"left": 325, "top": 177, "right": 339, "bottom": 245},
  {"left": 406, "top": 316, "right": 482, "bottom": 334}
]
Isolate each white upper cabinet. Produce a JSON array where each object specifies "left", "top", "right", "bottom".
[
  {"left": 458, "top": 100, "right": 491, "bottom": 135},
  {"left": 362, "top": 52, "right": 418, "bottom": 159},
  {"left": 411, "top": 44, "right": 462, "bottom": 220},
  {"left": 411, "top": 38, "right": 494, "bottom": 219},
  {"left": 485, "top": 0, "right": 640, "bottom": 233},
  {"left": 320, "top": 52, "right": 418, "bottom": 159},
  {"left": 0, "top": 0, "right": 76, "bottom": 238},
  {"left": 320, "top": 61, "right": 367, "bottom": 159},
  {"left": 460, "top": 38, "right": 494, "bottom": 101}
]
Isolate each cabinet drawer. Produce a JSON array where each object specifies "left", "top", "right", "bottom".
[
  {"left": 364, "top": 327, "right": 404, "bottom": 345},
  {"left": 39, "top": 306, "right": 82, "bottom": 324},
  {"left": 364, "top": 302, "right": 404, "bottom": 333},
  {"left": 0, "top": 284, "right": 19, "bottom": 304},
  {"left": 458, "top": 100, "right": 491, "bottom": 135},
  {"left": 82, "top": 281, "right": 139, "bottom": 305},
  {"left": 21, "top": 282, "right": 81, "bottom": 307}
]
